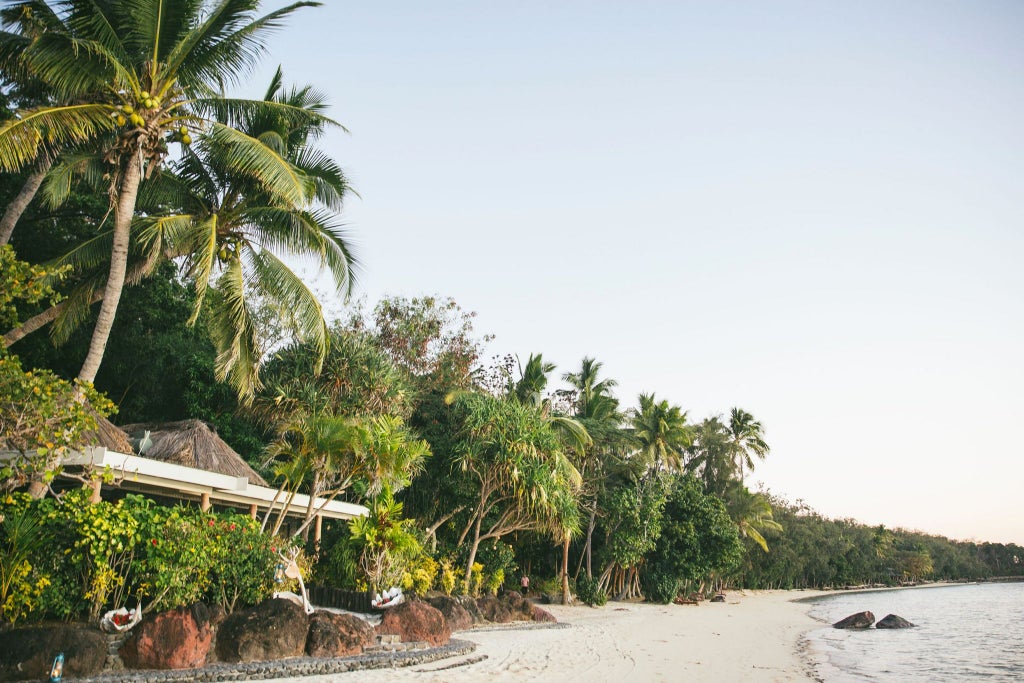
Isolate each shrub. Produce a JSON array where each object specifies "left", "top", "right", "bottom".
[
  {"left": 575, "top": 575, "right": 607, "bottom": 607},
  {"left": 206, "top": 514, "right": 275, "bottom": 612},
  {"left": 402, "top": 554, "right": 438, "bottom": 597},
  {"left": 641, "top": 568, "right": 681, "bottom": 604},
  {"left": 438, "top": 559, "right": 459, "bottom": 595}
]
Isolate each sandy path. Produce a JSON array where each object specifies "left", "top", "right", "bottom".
[{"left": 271, "top": 590, "right": 825, "bottom": 683}]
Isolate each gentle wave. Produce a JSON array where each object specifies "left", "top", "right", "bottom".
[{"left": 803, "top": 582, "right": 1024, "bottom": 682}]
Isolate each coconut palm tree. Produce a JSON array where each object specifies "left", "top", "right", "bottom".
[
  {"left": 0, "top": 0, "right": 323, "bottom": 385},
  {"left": 3, "top": 68, "right": 355, "bottom": 402},
  {"left": 631, "top": 393, "right": 693, "bottom": 472},
  {"left": 727, "top": 407, "right": 769, "bottom": 483},
  {"left": 686, "top": 416, "right": 734, "bottom": 495},
  {"left": 725, "top": 485, "right": 783, "bottom": 553},
  {"left": 562, "top": 356, "right": 619, "bottom": 421}
]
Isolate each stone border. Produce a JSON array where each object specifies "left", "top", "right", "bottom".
[
  {"left": 462, "top": 621, "right": 572, "bottom": 634},
  {"left": 74, "top": 639, "right": 476, "bottom": 683}
]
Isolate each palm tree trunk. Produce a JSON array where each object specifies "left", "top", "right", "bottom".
[
  {"left": 2, "top": 298, "right": 74, "bottom": 348},
  {"left": 561, "top": 535, "right": 571, "bottom": 604},
  {"left": 0, "top": 156, "right": 51, "bottom": 246},
  {"left": 78, "top": 151, "right": 142, "bottom": 383}
]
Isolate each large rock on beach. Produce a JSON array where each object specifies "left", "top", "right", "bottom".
[
  {"left": 477, "top": 594, "right": 514, "bottom": 623},
  {"left": 376, "top": 600, "right": 450, "bottom": 647},
  {"left": 119, "top": 603, "right": 216, "bottom": 669},
  {"left": 833, "top": 611, "right": 875, "bottom": 629},
  {"left": 0, "top": 625, "right": 107, "bottom": 681},
  {"left": 427, "top": 596, "right": 474, "bottom": 631},
  {"left": 455, "top": 594, "right": 484, "bottom": 624},
  {"left": 305, "top": 611, "right": 376, "bottom": 657},
  {"left": 876, "top": 613, "right": 915, "bottom": 629},
  {"left": 532, "top": 605, "right": 558, "bottom": 623},
  {"left": 504, "top": 591, "right": 535, "bottom": 620},
  {"left": 216, "top": 598, "right": 310, "bottom": 662}
]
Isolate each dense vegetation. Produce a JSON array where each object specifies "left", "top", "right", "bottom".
[{"left": 0, "top": 0, "right": 1020, "bottom": 628}]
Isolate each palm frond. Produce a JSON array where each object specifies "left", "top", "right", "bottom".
[
  {"left": 243, "top": 206, "right": 357, "bottom": 296},
  {"left": 247, "top": 247, "right": 329, "bottom": 367},
  {"left": 0, "top": 103, "right": 116, "bottom": 172},
  {"left": 168, "top": 1, "right": 321, "bottom": 90},
  {"left": 207, "top": 255, "right": 261, "bottom": 402},
  {"left": 205, "top": 121, "right": 309, "bottom": 205}
]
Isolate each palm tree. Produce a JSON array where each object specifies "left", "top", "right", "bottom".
[
  {"left": 727, "top": 407, "right": 769, "bottom": 483},
  {"left": 686, "top": 416, "right": 734, "bottom": 495},
  {"left": 562, "top": 356, "right": 619, "bottom": 421},
  {"left": 0, "top": 0, "right": 323, "bottom": 384},
  {"left": 563, "top": 356, "right": 623, "bottom": 578},
  {"left": 513, "top": 352, "right": 556, "bottom": 409},
  {"left": 725, "top": 485, "right": 783, "bottom": 553},
  {"left": 631, "top": 393, "right": 693, "bottom": 472}
]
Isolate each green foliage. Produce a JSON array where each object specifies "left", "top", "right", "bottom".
[
  {"left": 640, "top": 568, "right": 681, "bottom": 605},
  {"left": 0, "top": 496, "right": 51, "bottom": 625},
  {"left": 575, "top": 574, "right": 607, "bottom": 607},
  {"left": 438, "top": 558, "right": 459, "bottom": 596},
  {"left": 349, "top": 492, "right": 426, "bottom": 593},
  {"left": 402, "top": 554, "right": 438, "bottom": 597},
  {"left": 600, "top": 478, "right": 666, "bottom": 570},
  {"left": 0, "top": 244, "right": 68, "bottom": 329},
  {"left": 645, "top": 475, "right": 743, "bottom": 591},
  {"left": 0, "top": 353, "right": 114, "bottom": 492}
]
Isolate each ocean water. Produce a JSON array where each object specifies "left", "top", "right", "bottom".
[{"left": 803, "top": 582, "right": 1024, "bottom": 682}]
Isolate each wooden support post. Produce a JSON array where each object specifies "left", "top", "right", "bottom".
[
  {"left": 249, "top": 503, "right": 258, "bottom": 519},
  {"left": 200, "top": 492, "right": 211, "bottom": 512},
  {"left": 89, "top": 479, "right": 102, "bottom": 504},
  {"left": 314, "top": 514, "right": 323, "bottom": 547}
]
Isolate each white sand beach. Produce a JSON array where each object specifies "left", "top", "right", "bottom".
[{"left": 273, "top": 590, "right": 826, "bottom": 683}]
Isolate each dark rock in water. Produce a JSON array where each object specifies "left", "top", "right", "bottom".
[
  {"left": 427, "top": 596, "right": 474, "bottom": 631},
  {"left": 305, "top": 611, "right": 375, "bottom": 657},
  {"left": 0, "top": 625, "right": 107, "bottom": 681},
  {"left": 375, "top": 600, "right": 450, "bottom": 647},
  {"left": 120, "top": 602, "right": 215, "bottom": 669},
  {"left": 876, "top": 613, "right": 915, "bottom": 629},
  {"left": 216, "top": 598, "right": 310, "bottom": 662},
  {"left": 710, "top": 593, "right": 726, "bottom": 603},
  {"left": 833, "top": 611, "right": 875, "bottom": 629}
]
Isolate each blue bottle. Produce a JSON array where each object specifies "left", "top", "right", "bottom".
[{"left": 49, "top": 652, "right": 64, "bottom": 682}]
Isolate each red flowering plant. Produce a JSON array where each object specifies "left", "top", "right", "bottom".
[{"left": 205, "top": 513, "right": 276, "bottom": 613}]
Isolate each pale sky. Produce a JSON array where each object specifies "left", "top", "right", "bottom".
[{"left": 256, "top": 1, "right": 1024, "bottom": 545}]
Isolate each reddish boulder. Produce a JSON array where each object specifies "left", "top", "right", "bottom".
[
  {"left": 456, "top": 595, "right": 484, "bottom": 624},
  {"left": 504, "top": 591, "right": 535, "bottom": 621},
  {"left": 427, "top": 596, "right": 474, "bottom": 631},
  {"left": 305, "top": 612, "right": 376, "bottom": 657},
  {"left": 0, "top": 625, "right": 106, "bottom": 681},
  {"left": 216, "top": 598, "right": 310, "bottom": 662},
  {"left": 376, "top": 600, "right": 450, "bottom": 647},
  {"left": 120, "top": 603, "right": 215, "bottom": 670},
  {"left": 477, "top": 595, "right": 514, "bottom": 623},
  {"left": 532, "top": 605, "right": 558, "bottom": 623}
]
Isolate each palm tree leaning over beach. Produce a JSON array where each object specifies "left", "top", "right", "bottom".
[{"left": 0, "top": 0, "right": 323, "bottom": 385}]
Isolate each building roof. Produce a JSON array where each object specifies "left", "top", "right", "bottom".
[{"left": 65, "top": 447, "right": 367, "bottom": 522}]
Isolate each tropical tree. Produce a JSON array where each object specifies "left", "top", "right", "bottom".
[
  {"left": 562, "top": 356, "right": 625, "bottom": 579},
  {"left": 0, "top": 0, "right": 323, "bottom": 386},
  {"left": 447, "top": 392, "right": 581, "bottom": 593},
  {"left": 727, "top": 407, "right": 769, "bottom": 483},
  {"left": 631, "top": 393, "right": 693, "bottom": 472},
  {"left": 724, "top": 485, "right": 782, "bottom": 553},
  {"left": 686, "top": 416, "right": 735, "bottom": 496}
]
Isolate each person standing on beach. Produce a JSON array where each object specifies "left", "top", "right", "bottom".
[{"left": 520, "top": 574, "right": 530, "bottom": 594}]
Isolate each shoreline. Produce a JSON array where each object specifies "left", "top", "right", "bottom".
[{"left": 269, "top": 590, "right": 829, "bottom": 682}]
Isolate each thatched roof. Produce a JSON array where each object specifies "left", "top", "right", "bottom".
[
  {"left": 83, "top": 413, "right": 134, "bottom": 454},
  {"left": 120, "top": 419, "right": 268, "bottom": 486}
]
